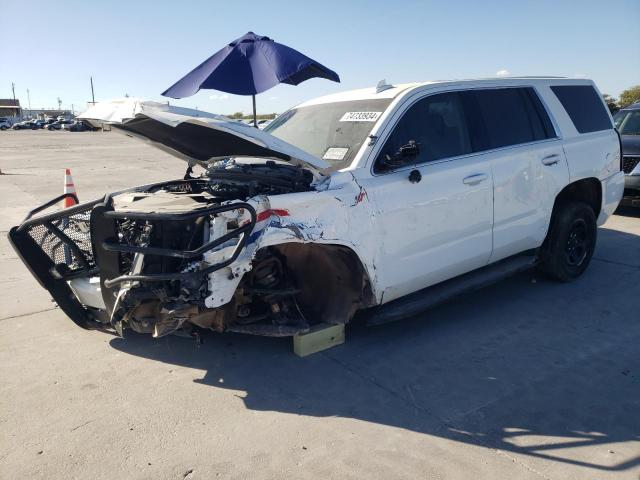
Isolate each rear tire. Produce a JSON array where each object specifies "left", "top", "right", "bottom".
[{"left": 539, "top": 201, "right": 597, "bottom": 282}]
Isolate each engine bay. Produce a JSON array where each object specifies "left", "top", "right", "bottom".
[{"left": 96, "top": 160, "right": 317, "bottom": 337}]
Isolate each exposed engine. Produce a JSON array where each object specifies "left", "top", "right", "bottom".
[{"left": 92, "top": 160, "right": 316, "bottom": 337}]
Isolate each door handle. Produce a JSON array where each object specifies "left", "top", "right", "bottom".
[
  {"left": 541, "top": 153, "right": 560, "bottom": 166},
  {"left": 462, "top": 173, "right": 488, "bottom": 185}
]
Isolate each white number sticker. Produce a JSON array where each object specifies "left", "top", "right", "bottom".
[
  {"left": 323, "top": 147, "right": 349, "bottom": 161},
  {"left": 339, "top": 111, "right": 382, "bottom": 122}
]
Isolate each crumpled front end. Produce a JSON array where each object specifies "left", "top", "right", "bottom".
[{"left": 9, "top": 165, "right": 329, "bottom": 338}]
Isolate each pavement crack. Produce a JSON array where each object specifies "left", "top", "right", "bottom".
[
  {"left": 592, "top": 257, "right": 639, "bottom": 269},
  {"left": 70, "top": 419, "right": 95, "bottom": 432},
  {"left": 0, "top": 307, "right": 57, "bottom": 322},
  {"left": 321, "top": 350, "right": 446, "bottom": 425},
  {"left": 492, "top": 449, "right": 552, "bottom": 480}
]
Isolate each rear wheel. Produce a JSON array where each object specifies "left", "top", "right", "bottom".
[{"left": 539, "top": 201, "right": 597, "bottom": 281}]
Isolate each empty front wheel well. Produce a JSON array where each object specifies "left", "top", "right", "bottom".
[{"left": 267, "top": 243, "right": 376, "bottom": 325}]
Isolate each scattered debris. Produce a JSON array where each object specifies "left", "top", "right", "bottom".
[{"left": 183, "top": 468, "right": 194, "bottom": 479}]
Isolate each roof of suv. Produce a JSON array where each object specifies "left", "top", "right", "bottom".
[
  {"left": 620, "top": 102, "right": 640, "bottom": 111},
  {"left": 296, "top": 76, "right": 584, "bottom": 108}
]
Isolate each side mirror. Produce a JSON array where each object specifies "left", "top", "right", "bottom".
[{"left": 383, "top": 140, "right": 420, "bottom": 168}]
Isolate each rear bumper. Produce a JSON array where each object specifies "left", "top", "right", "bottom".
[{"left": 597, "top": 171, "right": 625, "bottom": 225}]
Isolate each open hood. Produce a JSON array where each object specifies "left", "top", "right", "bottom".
[{"left": 79, "top": 99, "right": 330, "bottom": 173}]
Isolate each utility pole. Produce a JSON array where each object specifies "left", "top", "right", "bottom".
[
  {"left": 11, "top": 83, "right": 20, "bottom": 119},
  {"left": 71, "top": 104, "right": 75, "bottom": 115},
  {"left": 90, "top": 76, "right": 95, "bottom": 105},
  {"left": 26, "top": 88, "right": 31, "bottom": 118},
  {"left": 57, "top": 97, "right": 62, "bottom": 111}
]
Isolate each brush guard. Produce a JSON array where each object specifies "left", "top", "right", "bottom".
[
  {"left": 8, "top": 191, "right": 257, "bottom": 330},
  {"left": 9, "top": 193, "right": 103, "bottom": 329}
]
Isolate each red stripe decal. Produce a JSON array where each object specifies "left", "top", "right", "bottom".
[{"left": 256, "top": 208, "right": 290, "bottom": 222}]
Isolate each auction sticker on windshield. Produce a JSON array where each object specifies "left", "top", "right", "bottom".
[
  {"left": 339, "top": 111, "right": 382, "bottom": 122},
  {"left": 323, "top": 147, "right": 349, "bottom": 161}
]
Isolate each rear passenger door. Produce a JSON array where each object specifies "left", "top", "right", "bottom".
[{"left": 467, "top": 87, "right": 569, "bottom": 262}]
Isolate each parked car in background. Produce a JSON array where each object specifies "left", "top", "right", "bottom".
[
  {"left": 64, "top": 120, "right": 93, "bottom": 132},
  {"left": 10, "top": 78, "right": 624, "bottom": 340},
  {"left": 0, "top": 117, "right": 12, "bottom": 130},
  {"left": 47, "top": 119, "right": 73, "bottom": 130},
  {"left": 12, "top": 120, "right": 36, "bottom": 130},
  {"left": 613, "top": 101, "right": 640, "bottom": 194}
]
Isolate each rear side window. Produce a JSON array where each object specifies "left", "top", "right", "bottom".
[
  {"left": 469, "top": 88, "right": 554, "bottom": 150},
  {"left": 550, "top": 85, "right": 612, "bottom": 134}
]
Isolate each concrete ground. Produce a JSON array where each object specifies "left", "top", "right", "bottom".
[{"left": 0, "top": 130, "right": 638, "bottom": 480}]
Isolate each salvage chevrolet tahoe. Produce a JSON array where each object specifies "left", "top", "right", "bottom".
[{"left": 9, "top": 78, "right": 624, "bottom": 338}]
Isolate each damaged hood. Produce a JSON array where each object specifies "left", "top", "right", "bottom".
[{"left": 79, "top": 99, "right": 330, "bottom": 173}]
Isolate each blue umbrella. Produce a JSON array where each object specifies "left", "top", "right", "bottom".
[{"left": 162, "top": 31, "right": 340, "bottom": 126}]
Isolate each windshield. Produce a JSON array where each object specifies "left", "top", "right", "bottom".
[
  {"left": 614, "top": 109, "right": 640, "bottom": 135},
  {"left": 265, "top": 99, "right": 393, "bottom": 169}
]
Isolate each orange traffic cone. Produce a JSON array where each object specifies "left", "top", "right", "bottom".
[{"left": 63, "top": 168, "right": 78, "bottom": 207}]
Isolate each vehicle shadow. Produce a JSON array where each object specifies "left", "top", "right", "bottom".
[
  {"left": 110, "top": 227, "right": 640, "bottom": 474},
  {"left": 614, "top": 205, "right": 640, "bottom": 218}
]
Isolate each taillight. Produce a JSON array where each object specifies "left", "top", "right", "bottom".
[{"left": 615, "top": 128, "right": 623, "bottom": 172}]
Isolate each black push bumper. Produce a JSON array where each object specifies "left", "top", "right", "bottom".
[
  {"left": 9, "top": 193, "right": 102, "bottom": 329},
  {"left": 9, "top": 187, "right": 256, "bottom": 330}
]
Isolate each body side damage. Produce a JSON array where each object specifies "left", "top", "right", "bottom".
[{"left": 201, "top": 174, "right": 380, "bottom": 335}]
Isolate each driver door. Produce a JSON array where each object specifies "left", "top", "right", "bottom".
[{"left": 361, "top": 91, "right": 494, "bottom": 303}]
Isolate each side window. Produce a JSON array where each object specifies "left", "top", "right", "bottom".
[
  {"left": 522, "top": 88, "right": 556, "bottom": 140},
  {"left": 375, "top": 92, "right": 471, "bottom": 173},
  {"left": 472, "top": 88, "right": 546, "bottom": 149},
  {"left": 550, "top": 85, "right": 612, "bottom": 134}
]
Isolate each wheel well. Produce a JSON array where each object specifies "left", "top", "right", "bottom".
[
  {"left": 268, "top": 243, "right": 376, "bottom": 325},
  {"left": 553, "top": 178, "right": 602, "bottom": 219}
]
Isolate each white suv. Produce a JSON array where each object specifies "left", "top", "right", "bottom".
[{"left": 9, "top": 78, "right": 624, "bottom": 337}]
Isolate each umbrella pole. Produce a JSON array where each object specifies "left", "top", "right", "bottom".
[{"left": 252, "top": 95, "right": 257, "bottom": 128}]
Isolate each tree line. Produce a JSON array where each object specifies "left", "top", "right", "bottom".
[
  {"left": 227, "top": 112, "right": 278, "bottom": 120},
  {"left": 603, "top": 85, "right": 640, "bottom": 113}
]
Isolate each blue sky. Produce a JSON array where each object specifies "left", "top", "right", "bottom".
[{"left": 1, "top": 0, "right": 638, "bottom": 115}]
